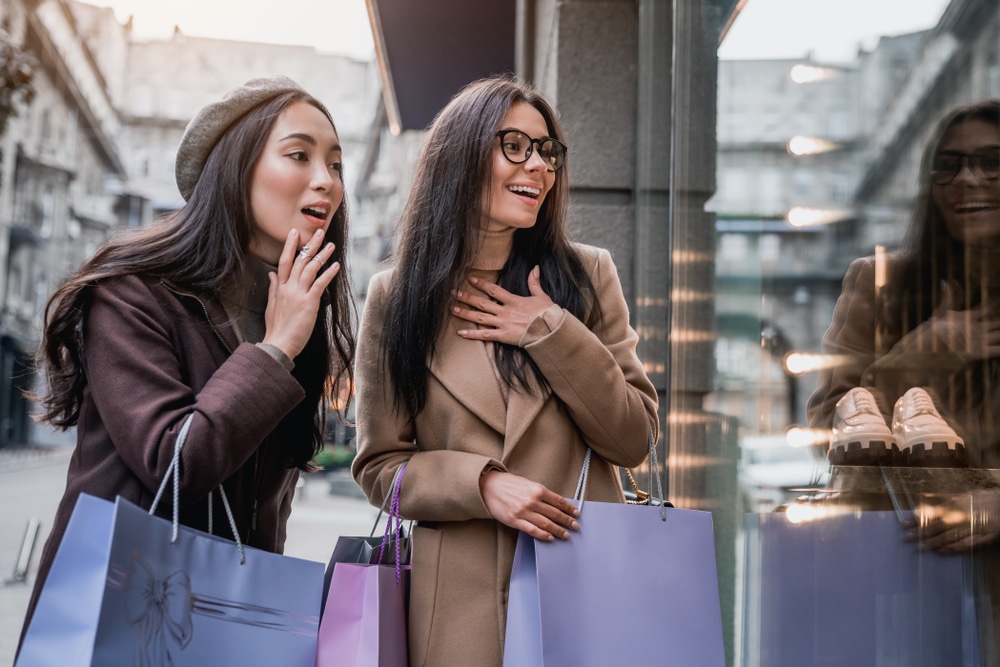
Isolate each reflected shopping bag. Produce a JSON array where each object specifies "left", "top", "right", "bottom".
[
  {"left": 16, "top": 415, "right": 324, "bottom": 667},
  {"left": 744, "top": 510, "right": 983, "bottom": 667},
  {"left": 503, "top": 449, "right": 726, "bottom": 667},
  {"left": 316, "top": 462, "right": 409, "bottom": 667}
]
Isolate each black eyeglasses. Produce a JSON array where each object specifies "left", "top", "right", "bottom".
[
  {"left": 930, "top": 148, "right": 1000, "bottom": 185},
  {"left": 495, "top": 130, "right": 567, "bottom": 172}
]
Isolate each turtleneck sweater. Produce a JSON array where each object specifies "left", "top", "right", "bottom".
[{"left": 471, "top": 227, "right": 515, "bottom": 274}]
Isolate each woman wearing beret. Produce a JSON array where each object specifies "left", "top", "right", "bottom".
[
  {"left": 351, "top": 75, "right": 659, "bottom": 666},
  {"left": 17, "top": 75, "right": 355, "bottom": 653}
]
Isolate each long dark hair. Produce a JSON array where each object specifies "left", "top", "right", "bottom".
[
  {"left": 381, "top": 75, "right": 596, "bottom": 417},
  {"left": 883, "top": 98, "right": 1000, "bottom": 341},
  {"left": 35, "top": 90, "right": 356, "bottom": 469}
]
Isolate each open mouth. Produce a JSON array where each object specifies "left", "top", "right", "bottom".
[
  {"left": 302, "top": 206, "right": 329, "bottom": 222},
  {"left": 508, "top": 184, "right": 540, "bottom": 201},
  {"left": 953, "top": 201, "right": 999, "bottom": 214}
]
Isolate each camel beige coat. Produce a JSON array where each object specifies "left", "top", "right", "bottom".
[{"left": 352, "top": 242, "right": 659, "bottom": 666}]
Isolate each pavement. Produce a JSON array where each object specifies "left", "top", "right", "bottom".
[{"left": 0, "top": 446, "right": 376, "bottom": 666}]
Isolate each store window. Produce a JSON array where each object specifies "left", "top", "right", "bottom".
[{"left": 661, "top": 0, "right": 1000, "bottom": 664}]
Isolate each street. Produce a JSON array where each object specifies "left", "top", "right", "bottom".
[{"left": 0, "top": 447, "right": 376, "bottom": 666}]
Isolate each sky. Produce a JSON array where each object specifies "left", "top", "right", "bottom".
[
  {"left": 91, "top": 0, "right": 952, "bottom": 63},
  {"left": 90, "top": 0, "right": 376, "bottom": 58},
  {"left": 719, "top": 0, "right": 952, "bottom": 63}
]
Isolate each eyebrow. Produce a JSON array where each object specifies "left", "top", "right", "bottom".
[{"left": 279, "top": 133, "right": 342, "bottom": 152}]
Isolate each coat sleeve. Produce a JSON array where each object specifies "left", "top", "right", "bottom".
[
  {"left": 520, "top": 247, "right": 658, "bottom": 468},
  {"left": 351, "top": 271, "right": 503, "bottom": 521},
  {"left": 81, "top": 276, "right": 306, "bottom": 502}
]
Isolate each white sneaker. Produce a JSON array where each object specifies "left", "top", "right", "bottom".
[
  {"left": 892, "top": 387, "right": 967, "bottom": 467},
  {"left": 828, "top": 387, "right": 899, "bottom": 465}
]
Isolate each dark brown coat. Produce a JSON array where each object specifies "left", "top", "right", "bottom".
[{"left": 21, "top": 273, "right": 312, "bottom": 642}]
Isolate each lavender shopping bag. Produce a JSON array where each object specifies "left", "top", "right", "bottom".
[
  {"left": 17, "top": 415, "right": 324, "bottom": 667},
  {"left": 316, "top": 563, "right": 409, "bottom": 667},
  {"left": 504, "top": 448, "right": 725, "bottom": 666},
  {"left": 744, "top": 510, "right": 983, "bottom": 666},
  {"left": 315, "top": 461, "right": 409, "bottom": 666}
]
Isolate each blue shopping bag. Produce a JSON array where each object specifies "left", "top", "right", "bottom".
[
  {"left": 744, "top": 510, "right": 983, "bottom": 667},
  {"left": 17, "top": 415, "right": 324, "bottom": 667},
  {"left": 504, "top": 447, "right": 726, "bottom": 666}
]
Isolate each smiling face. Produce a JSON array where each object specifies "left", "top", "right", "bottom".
[
  {"left": 482, "top": 101, "right": 557, "bottom": 232},
  {"left": 249, "top": 101, "right": 344, "bottom": 263},
  {"left": 932, "top": 118, "right": 1000, "bottom": 246}
]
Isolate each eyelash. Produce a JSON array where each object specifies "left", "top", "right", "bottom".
[{"left": 289, "top": 151, "right": 343, "bottom": 172}]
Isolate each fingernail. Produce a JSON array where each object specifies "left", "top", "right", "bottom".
[
  {"left": 453, "top": 306, "right": 460, "bottom": 313},
  {"left": 572, "top": 508, "right": 581, "bottom": 517},
  {"left": 570, "top": 521, "right": 580, "bottom": 531},
  {"left": 469, "top": 276, "right": 478, "bottom": 284},
  {"left": 457, "top": 330, "right": 468, "bottom": 336},
  {"left": 562, "top": 530, "right": 570, "bottom": 540}
]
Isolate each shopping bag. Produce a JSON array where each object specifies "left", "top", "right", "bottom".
[
  {"left": 316, "top": 563, "right": 409, "bottom": 667},
  {"left": 320, "top": 463, "right": 411, "bottom": 614},
  {"left": 743, "top": 509, "right": 983, "bottom": 667},
  {"left": 316, "top": 461, "right": 409, "bottom": 666},
  {"left": 17, "top": 414, "right": 324, "bottom": 667},
  {"left": 504, "top": 448, "right": 726, "bottom": 666}
]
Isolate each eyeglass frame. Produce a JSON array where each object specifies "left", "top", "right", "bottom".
[
  {"left": 494, "top": 129, "right": 568, "bottom": 172},
  {"left": 930, "top": 147, "right": 1000, "bottom": 185}
]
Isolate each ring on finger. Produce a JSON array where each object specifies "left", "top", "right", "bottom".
[
  {"left": 310, "top": 255, "right": 323, "bottom": 263},
  {"left": 297, "top": 247, "right": 312, "bottom": 260}
]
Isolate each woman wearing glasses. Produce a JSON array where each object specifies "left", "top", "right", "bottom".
[
  {"left": 352, "top": 75, "right": 658, "bottom": 666},
  {"left": 807, "top": 98, "right": 1000, "bottom": 539}
]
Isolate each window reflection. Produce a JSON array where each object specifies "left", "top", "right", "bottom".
[{"left": 714, "top": 1, "right": 999, "bottom": 664}]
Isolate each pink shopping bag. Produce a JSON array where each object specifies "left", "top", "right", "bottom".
[{"left": 315, "top": 563, "right": 408, "bottom": 667}]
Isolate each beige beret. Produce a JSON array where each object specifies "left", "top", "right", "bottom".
[{"left": 175, "top": 75, "right": 309, "bottom": 201}]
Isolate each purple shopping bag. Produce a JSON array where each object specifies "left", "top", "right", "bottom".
[
  {"left": 504, "top": 500, "right": 726, "bottom": 666},
  {"left": 316, "top": 563, "right": 409, "bottom": 667}
]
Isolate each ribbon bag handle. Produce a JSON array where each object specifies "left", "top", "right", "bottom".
[
  {"left": 149, "top": 413, "right": 247, "bottom": 565},
  {"left": 574, "top": 422, "right": 670, "bottom": 521},
  {"left": 372, "top": 461, "right": 408, "bottom": 583}
]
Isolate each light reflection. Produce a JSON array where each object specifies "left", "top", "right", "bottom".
[
  {"left": 785, "top": 426, "right": 830, "bottom": 448},
  {"left": 787, "top": 135, "right": 841, "bottom": 156},
  {"left": 783, "top": 352, "right": 851, "bottom": 375},
  {"left": 789, "top": 64, "right": 843, "bottom": 84},
  {"left": 786, "top": 206, "right": 855, "bottom": 228}
]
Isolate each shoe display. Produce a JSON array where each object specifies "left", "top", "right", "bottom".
[
  {"left": 892, "top": 387, "right": 968, "bottom": 467},
  {"left": 828, "top": 387, "right": 899, "bottom": 465}
]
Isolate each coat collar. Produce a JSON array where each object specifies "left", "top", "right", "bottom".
[{"left": 429, "top": 314, "right": 548, "bottom": 458}]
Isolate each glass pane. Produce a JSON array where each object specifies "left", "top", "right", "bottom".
[{"left": 699, "top": 0, "right": 1000, "bottom": 664}]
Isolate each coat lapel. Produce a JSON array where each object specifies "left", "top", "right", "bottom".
[
  {"left": 430, "top": 316, "right": 508, "bottom": 435},
  {"left": 503, "top": 384, "right": 547, "bottom": 459}
]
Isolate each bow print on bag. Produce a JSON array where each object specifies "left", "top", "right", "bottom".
[{"left": 122, "top": 554, "right": 194, "bottom": 667}]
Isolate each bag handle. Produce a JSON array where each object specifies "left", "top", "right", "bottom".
[
  {"left": 574, "top": 422, "right": 669, "bottom": 521},
  {"left": 149, "top": 413, "right": 247, "bottom": 565},
  {"left": 373, "top": 461, "right": 407, "bottom": 582}
]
